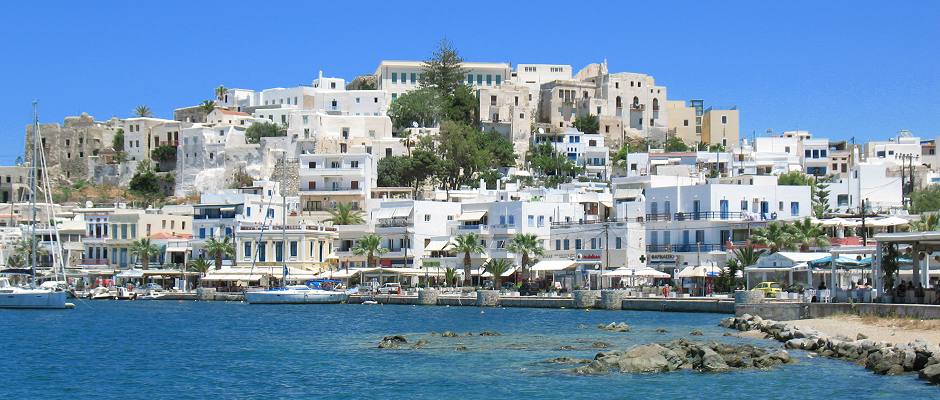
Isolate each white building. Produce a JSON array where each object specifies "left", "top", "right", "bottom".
[
  {"left": 374, "top": 60, "right": 512, "bottom": 100},
  {"left": 533, "top": 128, "right": 609, "bottom": 179},
  {"left": 298, "top": 153, "right": 376, "bottom": 222}
]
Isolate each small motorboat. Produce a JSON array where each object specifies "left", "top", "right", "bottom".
[
  {"left": 89, "top": 287, "right": 113, "bottom": 300},
  {"left": 245, "top": 279, "right": 349, "bottom": 304}
]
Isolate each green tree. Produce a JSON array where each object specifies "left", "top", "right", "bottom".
[
  {"left": 423, "top": 120, "right": 513, "bottom": 190},
  {"left": 572, "top": 114, "right": 599, "bottom": 134},
  {"left": 112, "top": 128, "right": 125, "bottom": 151},
  {"left": 483, "top": 258, "right": 514, "bottom": 290},
  {"left": 444, "top": 267, "right": 458, "bottom": 287},
  {"left": 151, "top": 144, "right": 177, "bottom": 162},
  {"left": 14, "top": 238, "right": 48, "bottom": 267},
  {"left": 786, "top": 217, "right": 830, "bottom": 252},
  {"left": 387, "top": 87, "right": 441, "bottom": 130},
  {"left": 199, "top": 100, "right": 215, "bottom": 114},
  {"left": 128, "top": 160, "right": 163, "bottom": 198},
  {"left": 777, "top": 171, "right": 814, "bottom": 186},
  {"left": 352, "top": 234, "right": 388, "bottom": 283},
  {"left": 419, "top": 39, "right": 466, "bottom": 98},
  {"left": 188, "top": 257, "right": 212, "bottom": 286},
  {"left": 911, "top": 185, "right": 940, "bottom": 214},
  {"left": 442, "top": 84, "right": 479, "bottom": 127},
  {"left": 451, "top": 233, "right": 485, "bottom": 286},
  {"left": 245, "top": 121, "right": 286, "bottom": 144},
  {"left": 881, "top": 243, "right": 899, "bottom": 291},
  {"left": 911, "top": 214, "right": 939, "bottom": 232},
  {"left": 205, "top": 236, "right": 235, "bottom": 270},
  {"left": 732, "top": 246, "right": 761, "bottom": 267},
  {"left": 324, "top": 203, "right": 365, "bottom": 225},
  {"left": 5, "top": 253, "right": 25, "bottom": 268},
  {"left": 813, "top": 177, "right": 832, "bottom": 218},
  {"left": 528, "top": 142, "right": 582, "bottom": 187},
  {"left": 664, "top": 136, "right": 689, "bottom": 152},
  {"left": 215, "top": 85, "right": 227, "bottom": 101},
  {"left": 130, "top": 238, "right": 160, "bottom": 270},
  {"left": 507, "top": 233, "right": 543, "bottom": 281},
  {"left": 134, "top": 105, "right": 153, "bottom": 118},
  {"left": 750, "top": 222, "right": 795, "bottom": 253},
  {"left": 230, "top": 168, "right": 254, "bottom": 188}
]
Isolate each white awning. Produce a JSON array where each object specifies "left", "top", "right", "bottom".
[
  {"left": 635, "top": 267, "right": 671, "bottom": 278},
  {"left": 373, "top": 208, "right": 394, "bottom": 219},
  {"left": 391, "top": 207, "right": 413, "bottom": 218},
  {"left": 600, "top": 200, "right": 613, "bottom": 208},
  {"left": 531, "top": 259, "right": 577, "bottom": 271},
  {"left": 676, "top": 265, "right": 724, "bottom": 278},
  {"left": 424, "top": 240, "right": 450, "bottom": 252},
  {"left": 472, "top": 267, "right": 517, "bottom": 277},
  {"left": 116, "top": 269, "right": 144, "bottom": 278},
  {"left": 200, "top": 273, "right": 266, "bottom": 282},
  {"left": 869, "top": 216, "right": 910, "bottom": 227},
  {"left": 457, "top": 210, "right": 488, "bottom": 221},
  {"left": 603, "top": 267, "right": 635, "bottom": 277}
]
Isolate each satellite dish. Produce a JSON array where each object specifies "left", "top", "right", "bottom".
[
  {"left": 537, "top": 127, "right": 544, "bottom": 134},
  {"left": 85, "top": 200, "right": 93, "bottom": 208},
  {"left": 411, "top": 121, "right": 419, "bottom": 128}
]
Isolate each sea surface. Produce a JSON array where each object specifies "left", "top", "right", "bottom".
[{"left": 1, "top": 300, "right": 936, "bottom": 399}]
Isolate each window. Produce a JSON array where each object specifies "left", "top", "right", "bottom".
[
  {"left": 555, "top": 240, "right": 561, "bottom": 250},
  {"left": 244, "top": 242, "right": 251, "bottom": 258},
  {"left": 575, "top": 239, "right": 582, "bottom": 250},
  {"left": 495, "top": 75, "right": 501, "bottom": 85},
  {"left": 267, "top": 208, "right": 274, "bottom": 218},
  {"left": 290, "top": 241, "right": 298, "bottom": 257},
  {"left": 308, "top": 162, "right": 316, "bottom": 169},
  {"left": 350, "top": 160, "right": 359, "bottom": 168},
  {"left": 391, "top": 72, "right": 397, "bottom": 83},
  {"left": 424, "top": 214, "right": 431, "bottom": 222},
  {"left": 741, "top": 200, "right": 748, "bottom": 210},
  {"left": 615, "top": 237, "right": 622, "bottom": 249},
  {"left": 199, "top": 228, "right": 206, "bottom": 239},
  {"left": 490, "top": 95, "right": 497, "bottom": 106},
  {"left": 684, "top": 119, "right": 689, "bottom": 127},
  {"left": 486, "top": 75, "right": 492, "bottom": 85},
  {"left": 538, "top": 215, "right": 545, "bottom": 226},
  {"left": 410, "top": 73, "right": 417, "bottom": 83},
  {"left": 563, "top": 239, "right": 570, "bottom": 250},
  {"left": 790, "top": 201, "right": 799, "bottom": 216},
  {"left": 274, "top": 241, "right": 283, "bottom": 262},
  {"left": 721, "top": 115, "right": 727, "bottom": 124},
  {"left": 467, "top": 74, "right": 473, "bottom": 84},
  {"left": 477, "top": 74, "right": 483, "bottom": 85},
  {"left": 805, "top": 150, "right": 811, "bottom": 158},
  {"left": 528, "top": 215, "right": 534, "bottom": 226},
  {"left": 258, "top": 243, "right": 266, "bottom": 262},
  {"left": 590, "top": 238, "right": 597, "bottom": 249}
]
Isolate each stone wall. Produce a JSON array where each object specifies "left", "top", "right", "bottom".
[
  {"left": 25, "top": 113, "right": 119, "bottom": 184},
  {"left": 269, "top": 157, "right": 299, "bottom": 196}
]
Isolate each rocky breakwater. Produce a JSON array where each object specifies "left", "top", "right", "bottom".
[
  {"left": 721, "top": 314, "right": 940, "bottom": 385},
  {"left": 572, "top": 339, "right": 793, "bottom": 375}
]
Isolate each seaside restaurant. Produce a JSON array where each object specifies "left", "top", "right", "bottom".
[{"left": 873, "top": 232, "right": 940, "bottom": 304}]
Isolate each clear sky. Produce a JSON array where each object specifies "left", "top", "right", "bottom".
[{"left": 1, "top": 1, "right": 938, "bottom": 164}]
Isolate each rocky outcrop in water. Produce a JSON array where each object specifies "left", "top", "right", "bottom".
[
  {"left": 378, "top": 335, "right": 408, "bottom": 349},
  {"left": 598, "top": 322, "right": 631, "bottom": 332},
  {"left": 573, "top": 339, "right": 792, "bottom": 375},
  {"left": 722, "top": 314, "right": 940, "bottom": 386}
]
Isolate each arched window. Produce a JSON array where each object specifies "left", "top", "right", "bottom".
[
  {"left": 633, "top": 96, "right": 639, "bottom": 106},
  {"left": 615, "top": 96, "right": 622, "bottom": 108},
  {"left": 583, "top": 91, "right": 589, "bottom": 99},
  {"left": 652, "top": 98, "right": 659, "bottom": 111}
]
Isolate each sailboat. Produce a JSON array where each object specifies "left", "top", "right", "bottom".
[
  {"left": 0, "top": 102, "right": 71, "bottom": 309},
  {"left": 243, "top": 182, "right": 348, "bottom": 304}
]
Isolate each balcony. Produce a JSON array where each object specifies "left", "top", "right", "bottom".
[
  {"left": 489, "top": 224, "right": 517, "bottom": 235},
  {"left": 673, "top": 211, "right": 745, "bottom": 221},
  {"left": 300, "top": 186, "right": 363, "bottom": 195},
  {"left": 303, "top": 167, "right": 363, "bottom": 177},
  {"left": 647, "top": 243, "right": 727, "bottom": 253},
  {"left": 80, "top": 258, "right": 110, "bottom": 266}
]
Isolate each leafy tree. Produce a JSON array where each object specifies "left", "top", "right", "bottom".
[
  {"left": 245, "top": 121, "right": 286, "bottom": 144},
  {"left": 419, "top": 39, "right": 466, "bottom": 98},
  {"left": 112, "top": 128, "right": 125, "bottom": 151},
  {"left": 787, "top": 217, "right": 830, "bottom": 251},
  {"left": 716, "top": 258, "right": 740, "bottom": 292},
  {"left": 777, "top": 171, "right": 814, "bottom": 186},
  {"left": 377, "top": 155, "right": 412, "bottom": 187},
  {"left": 444, "top": 267, "right": 458, "bottom": 287},
  {"left": 199, "top": 100, "right": 215, "bottom": 114},
  {"left": 507, "top": 233, "right": 543, "bottom": 281},
  {"left": 911, "top": 214, "right": 939, "bottom": 232},
  {"left": 813, "top": 177, "right": 832, "bottom": 218},
  {"left": 664, "top": 136, "right": 689, "bottom": 152},
  {"left": 129, "top": 160, "right": 163, "bottom": 197},
  {"left": 528, "top": 142, "right": 582, "bottom": 187},
  {"left": 483, "top": 258, "right": 514, "bottom": 290},
  {"left": 732, "top": 246, "right": 762, "bottom": 267},
  {"left": 708, "top": 143, "right": 726, "bottom": 152},
  {"left": 324, "top": 203, "right": 364, "bottom": 225},
  {"left": 230, "top": 168, "right": 254, "bottom": 188},
  {"left": 750, "top": 222, "right": 795, "bottom": 253},
  {"left": 387, "top": 87, "right": 441, "bottom": 130},
  {"left": 881, "top": 243, "right": 899, "bottom": 291},
  {"left": 481, "top": 130, "right": 516, "bottom": 167},
  {"left": 572, "top": 114, "right": 599, "bottom": 134},
  {"left": 151, "top": 144, "right": 177, "bottom": 162},
  {"left": 6, "top": 253, "right": 25, "bottom": 268},
  {"left": 911, "top": 185, "right": 940, "bottom": 214},
  {"left": 442, "top": 84, "right": 479, "bottom": 127},
  {"left": 451, "top": 233, "right": 484, "bottom": 286},
  {"left": 421, "top": 120, "right": 513, "bottom": 190},
  {"left": 205, "top": 236, "right": 235, "bottom": 270},
  {"left": 130, "top": 238, "right": 160, "bottom": 270},
  {"left": 134, "top": 105, "right": 153, "bottom": 118},
  {"left": 13, "top": 238, "right": 48, "bottom": 267}
]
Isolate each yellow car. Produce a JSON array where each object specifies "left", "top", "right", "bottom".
[{"left": 751, "top": 282, "right": 782, "bottom": 297}]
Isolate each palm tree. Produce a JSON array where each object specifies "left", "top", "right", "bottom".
[
  {"left": 188, "top": 258, "right": 212, "bottom": 287},
  {"left": 129, "top": 238, "right": 160, "bottom": 270},
  {"left": 451, "top": 233, "right": 485, "bottom": 286},
  {"left": 444, "top": 267, "right": 458, "bottom": 288},
  {"left": 215, "top": 85, "right": 228, "bottom": 102},
  {"left": 5, "top": 253, "right": 25, "bottom": 268},
  {"left": 787, "top": 217, "right": 830, "bottom": 252},
  {"left": 14, "top": 238, "right": 49, "bottom": 263},
  {"left": 324, "top": 203, "right": 365, "bottom": 225},
  {"left": 912, "top": 214, "right": 940, "bottom": 232},
  {"left": 352, "top": 234, "right": 388, "bottom": 283},
  {"left": 750, "top": 222, "right": 795, "bottom": 253},
  {"left": 483, "top": 259, "right": 514, "bottom": 290},
  {"left": 199, "top": 100, "right": 215, "bottom": 114},
  {"left": 133, "top": 105, "right": 153, "bottom": 118},
  {"left": 204, "top": 236, "right": 235, "bottom": 270},
  {"left": 507, "top": 233, "right": 543, "bottom": 281},
  {"left": 732, "top": 246, "right": 761, "bottom": 267}
]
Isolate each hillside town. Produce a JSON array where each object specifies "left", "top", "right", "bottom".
[{"left": 6, "top": 43, "right": 940, "bottom": 303}]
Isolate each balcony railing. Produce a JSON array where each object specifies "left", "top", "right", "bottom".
[
  {"left": 377, "top": 218, "right": 409, "bottom": 228},
  {"left": 80, "top": 258, "right": 110, "bottom": 266},
  {"left": 673, "top": 211, "right": 745, "bottom": 221},
  {"left": 647, "top": 243, "right": 727, "bottom": 253}
]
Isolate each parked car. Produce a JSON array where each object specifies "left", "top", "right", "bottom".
[
  {"left": 377, "top": 282, "right": 402, "bottom": 295},
  {"left": 751, "top": 281, "right": 782, "bottom": 297}
]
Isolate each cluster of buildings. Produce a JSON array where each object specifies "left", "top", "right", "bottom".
[{"left": 8, "top": 57, "right": 938, "bottom": 290}]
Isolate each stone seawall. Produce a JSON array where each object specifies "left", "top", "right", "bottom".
[
  {"left": 345, "top": 293, "right": 731, "bottom": 313},
  {"left": 737, "top": 302, "right": 940, "bottom": 321}
]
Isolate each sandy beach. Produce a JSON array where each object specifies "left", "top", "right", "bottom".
[{"left": 789, "top": 316, "right": 940, "bottom": 346}]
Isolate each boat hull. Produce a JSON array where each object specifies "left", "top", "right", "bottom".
[
  {"left": 0, "top": 289, "right": 69, "bottom": 309},
  {"left": 245, "top": 290, "right": 348, "bottom": 304}
]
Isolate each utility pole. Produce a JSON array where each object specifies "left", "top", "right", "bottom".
[
  {"left": 602, "top": 220, "right": 609, "bottom": 290},
  {"left": 861, "top": 198, "right": 867, "bottom": 246}
]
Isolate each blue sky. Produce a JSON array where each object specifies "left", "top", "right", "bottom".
[{"left": 1, "top": 1, "right": 938, "bottom": 164}]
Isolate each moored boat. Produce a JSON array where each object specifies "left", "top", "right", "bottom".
[
  {"left": 245, "top": 280, "right": 349, "bottom": 304},
  {"left": 0, "top": 277, "right": 68, "bottom": 309}
]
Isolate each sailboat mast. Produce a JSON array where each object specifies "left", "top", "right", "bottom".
[
  {"left": 30, "top": 102, "right": 39, "bottom": 282},
  {"left": 281, "top": 186, "right": 287, "bottom": 286}
]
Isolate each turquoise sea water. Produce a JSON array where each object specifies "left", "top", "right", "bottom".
[{"left": 1, "top": 301, "right": 936, "bottom": 399}]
